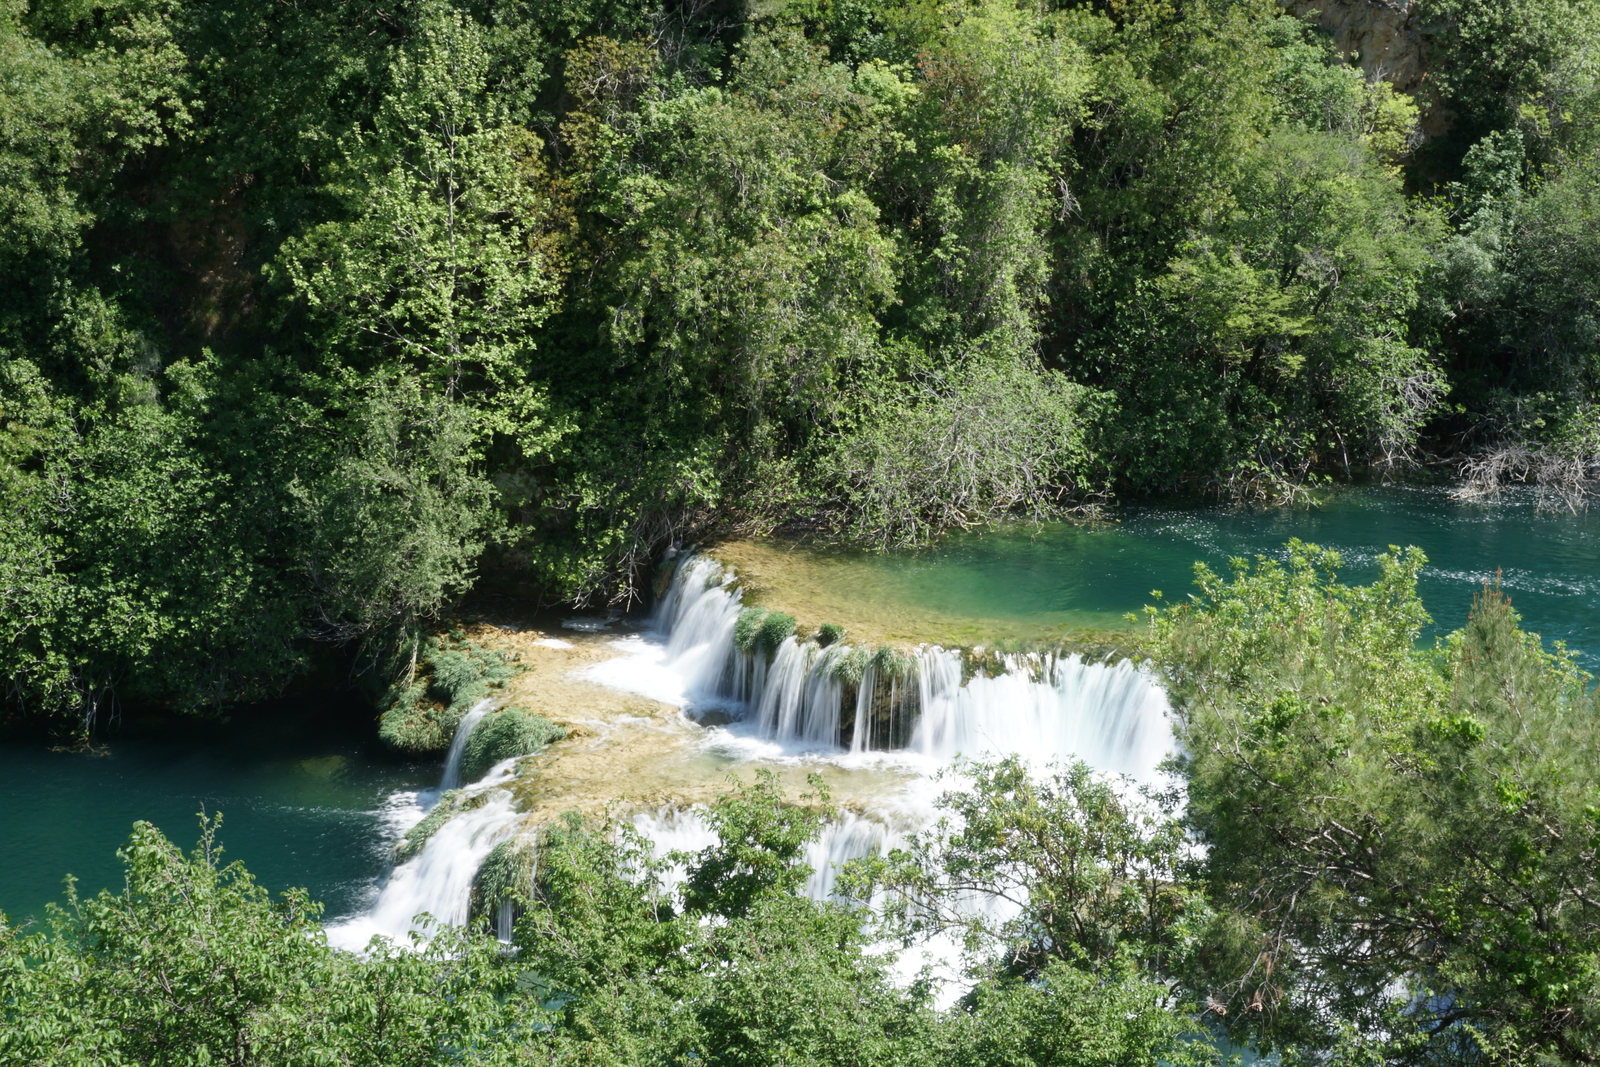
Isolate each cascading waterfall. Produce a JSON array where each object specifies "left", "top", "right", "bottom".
[
  {"left": 653, "top": 555, "right": 744, "bottom": 699},
  {"left": 629, "top": 803, "right": 1018, "bottom": 1008},
  {"left": 907, "top": 650, "right": 1170, "bottom": 779},
  {"left": 327, "top": 706, "right": 521, "bottom": 952},
  {"left": 608, "top": 551, "right": 1177, "bottom": 1006},
  {"left": 332, "top": 550, "right": 1174, "bottom": 972},
  {"left": 330, "top": 792, "right": 518, "bottom": 950},
  {"left": 644, "top": 553, "right": 1171, "bottom": 782}
]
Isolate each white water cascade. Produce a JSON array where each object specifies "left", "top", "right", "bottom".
[
  {"left": 583, "top": 551, "right": 1177, "bottom": 1005},
  {"left": 628, "top": 802, "right": 1020, "bottom": 1006},
  {"left": 599, "top": 554, "right": 1173, "bottom": 781},
  {"left": 331, "top": 550, "right": 1175, "bottom": 976},
  {"left": 327, "top": 704, "right": 521, "bottom": 952}
]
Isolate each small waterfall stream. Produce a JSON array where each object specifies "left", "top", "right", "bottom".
[
  {"left": 331, "top": 552, "right": 1173, "bottom": 970},
  {"left": 326, "top": 702, "right": 520, "bottom": 952},
  {"left": 438, "top": 701, "right": 492, "bottom": 792}
]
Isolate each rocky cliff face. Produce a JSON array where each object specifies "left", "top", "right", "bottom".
[
  {"left": 1287, "top": 0, "right": 1425, "bottom": 92},
  {"left": 1284, "top": 0, "right": 1449, "bottom": 135}
]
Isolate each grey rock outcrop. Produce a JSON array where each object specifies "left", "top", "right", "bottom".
[
  {"left": 1283, "top": 0, "right": 1450, "bottom": 136},
  {"left": 1286, "top": 0, "right": 1425, "bottom": 92}
]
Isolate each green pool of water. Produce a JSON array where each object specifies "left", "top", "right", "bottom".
[
  {"left": 787, "top": 485, "right": 1600, "bottom": 662},
  {"left": 0, "top": 695, "right": 430, "bottom": 927}
]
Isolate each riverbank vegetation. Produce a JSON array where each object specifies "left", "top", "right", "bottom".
[
  {"left": 5, "top": 547, "right": 1598, "bottom": 1064},
  {"left": 4, "top": 0, "right": 1600, "bottom": 724},
  {"left": 1154, "top": 544, "right": 1600, "bottom": 1062}
]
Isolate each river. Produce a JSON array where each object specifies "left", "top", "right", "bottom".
[
  {"left": 746, "top": 484, "right": 1600, "bottom": 662},
  {"left": 0, "top": 694, "right": 432, "bottom": 927},
  {"left": 5, "top": 484, "right": 1598, "bottom": 934}
]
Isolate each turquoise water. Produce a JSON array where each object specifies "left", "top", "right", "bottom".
[
  {"left": 0, "top": 695, "right": 429, "bottom": 927},
  {"left": 805, "top": 485, "right": 1600, "bottom": 663},
  {"left": 6, "top": 485, "right": 1599, "bottom": 925}
]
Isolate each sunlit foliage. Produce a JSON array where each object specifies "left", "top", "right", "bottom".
[{"left": 5, "top": 0, "right": 1600, "bottom": 729}]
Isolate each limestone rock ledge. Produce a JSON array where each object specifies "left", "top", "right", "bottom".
[{"left": 1288, "top": 0, "right": 1427, "bottom": 93}]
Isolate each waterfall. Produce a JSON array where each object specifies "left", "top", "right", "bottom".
[
  {"left": 627, "top": 554, "right": 1173, "bottom": 782},
  {"left": 629, "top": 803, "right": 1013, "bottom": 1008},
  {"left": 328, "top": 792, "right": 518, "bottom": 950},
  {"left": 439, "top": 700, "right": 492, "bottom": 791},
  {"left": 332, "top": 549, "right": 1174, "bottom": 961},
  {"left": 618, "top": 552, "right": 1179, "bottom": 1006},
  {"left": 747, "top": 638, "right": 853, "bottom": 746},
  {"left": 327, "top": 708, "right": 520, "bottom": 952},
  {"left": 653, "top": 554, "right": 743, "bottom": 700},
  {"left": 908, "top": 650, "right": 1170, "bottom": 780}
]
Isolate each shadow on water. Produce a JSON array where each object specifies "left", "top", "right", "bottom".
[{"left": 0, "top": 691, "right": 435, "bottom": 928}]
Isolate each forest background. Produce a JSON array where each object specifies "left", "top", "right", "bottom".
[{"left": 5, "top": 0, "right": 1600, "bottom": 730}]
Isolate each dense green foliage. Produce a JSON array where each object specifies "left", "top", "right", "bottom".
[
  {"left": 378, "top": 633, "right": 519, "bottom": 755},
  {"left": 5, "top": 0, "right": 1600, "bottom": 727},
  {"left": 0, "top": 777, "right": 1215, "bottom": 1067},
  {"left": 1151, "top": 544, "right": 1600, "bottom": 1064}
]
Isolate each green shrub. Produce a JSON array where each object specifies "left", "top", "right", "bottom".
[
  {"left": 378, "top": 697, "right": 461, "bottom": 756},
  {"left": 458, "top": 707, "right": 565, "bottom": 784},
  {"left": 814, "top": 357, "right": 1102, "bottom": 548},
  {"left": 756, "top": 612, "right": 797, "bottom": 655},
  {"left": 816, "top": 623, "right": 845, "bottom": 647},
  {"left": 378, "top": 638, "right": 521, "bottom": 754},
  {"left": 870, "top": 646, "right": 918, "bottom": 682},
  {"left": 733, "top": 607, "right": 769, "bottom": 652},
  {"left": 1151, "top": 543, "right": 1600, "bottom": 1060},
  {"left": 828, "top": 646, "right": 871, "bottom": 686},
  {"left": 428, "top": 646, "right": 515, "bottom": 710},
  {"left": 428, "top": 650, "right": 482, "bottom": 706},
  {"left": 471, "top": 839, "right": 536, "bottom": 923}
]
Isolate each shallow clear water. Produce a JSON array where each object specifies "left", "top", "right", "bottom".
[
  {"left": 0, "top": 695, "right": 430, "bottom": 927},
  {"left": 782, "top": 485, "right": 1600, "bottom": 662}
]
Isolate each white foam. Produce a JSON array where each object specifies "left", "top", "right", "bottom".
[
  {"left": 328, "top": 713, "right": 524, "bottom": 952},
  {"left": 332, "top": 550, "right": 1176, "bottom": 983},
  {"left": 327, "top": 790, "right": 518, "bottom": 951},
  {"left": 585, "top": 556, "right": 1174, "bottom": 783}
]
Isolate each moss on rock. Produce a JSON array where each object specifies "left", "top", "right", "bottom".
[
  {"left": 458, "top": 706, "right": 565, "bottom": 784},
  {"left": 733, "top": 607, "right": 769, "bottom": 652},
  {"left": 756, "top": 611, "right": 797, "bottom": 654},
  {"left": 377, "top": 635, "right": 522, "bottom": 755}
]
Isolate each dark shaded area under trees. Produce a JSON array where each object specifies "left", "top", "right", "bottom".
[{"left": 5, "top": 0, "right": 1600, "bottom": 731}]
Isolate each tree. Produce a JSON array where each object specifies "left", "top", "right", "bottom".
[
  {"left": 275, "top": 0, "right": 560, "bottom": 452},
  {"left": 1153, "top": 543, "right": 1600, "bottom": 1064},
  {"left": 0, "top": 815, "right": 518, "bottom": 1066}
]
